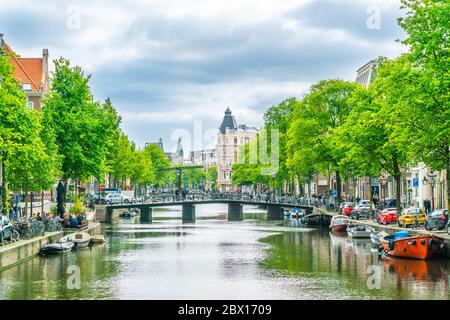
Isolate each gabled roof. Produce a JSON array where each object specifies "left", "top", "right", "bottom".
[{"left": 2, "top": 41, "right": 43, "bottom": 92}]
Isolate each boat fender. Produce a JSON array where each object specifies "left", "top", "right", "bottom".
[
  {"left": 388, "top": 239, "right": 395, "bottom": 251},
  {"left": 439, "top": 244, "right": 446, "bottom": 256},
  {"left": 428, "top": 239, "right": 435, "bottom": 249}
]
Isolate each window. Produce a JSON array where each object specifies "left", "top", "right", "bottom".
[
  {"left": 27, "top": 101, "right": 34, "bottom": 110},
  {"left": 23, "top": 83, "right": 32, "bottom": 91}
]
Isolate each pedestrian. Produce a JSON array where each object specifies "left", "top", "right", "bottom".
[{"left": 423, "top": 198, "right": 431, "bottom": 214}]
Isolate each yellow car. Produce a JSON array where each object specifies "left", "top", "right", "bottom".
[{"left": 397, "top": 208, "right": 427, "bottom": 227}]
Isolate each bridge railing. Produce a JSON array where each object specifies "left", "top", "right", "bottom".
[{"left": 106, "top": 192, "right": 330, "bottom": 209}]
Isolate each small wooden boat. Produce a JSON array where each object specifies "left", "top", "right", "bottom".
[
  {"left": 370, "top": 230, "right": 389, "bottom": 245},
  {"left": 347, "top": 225, "right": 371, "bottom": 238},
  {"left": 91, "top": 235, "right": 106, "bottom": 244},
  {"left": 40, "top": 241, "right": 74, "bottom": 255},
  {"left": 329, "top": 215, "right": 350, "bottom": 232},
  {"left": 380, "top": 231, "right": 445, "bottom": 260},
  {"left": 60, "top": 232, "right": 91, "bottom": 249},
  {"left": 120, "top": 210, "right": 136, "bottom": 218}
]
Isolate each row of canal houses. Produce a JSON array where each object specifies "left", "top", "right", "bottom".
[{"left": 306, "top": 56, "right": 447, "bottom": 211}]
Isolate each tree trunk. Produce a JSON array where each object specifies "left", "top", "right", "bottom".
[
  {"left": 41, "top": 190, "right": 45, "bottom": 217},
  {"left": 393, "top": 158, "right": 402, "bottom": 215},
  {"left": 335, "top": 170, "right": 342, "bottom": 206},
  {"left": 25, "top": 191, "right": 28, "bottom": 218},
  {"left": 447, "top": 157, "right": 450, "bottom": 211},
  {"left": 1, "top": 155, "right": 8, "bottom": 215}
]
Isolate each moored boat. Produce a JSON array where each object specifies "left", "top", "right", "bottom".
[
  {"left": 120, "top": 210, "right": 136, "bottom": 218},
  {"left": 40, "top": 241, "right": 74, "bottom": 255},
  {"left": 329, "top": 215, "right": 350, "bottom": 232},
  {"left": 91, "top": 235, "right": 106, "bottom": 244},
  {"left": 288, "top": 207, "right": 304, "bottom": 219},
  {"left": 347, "top": 225, "right": 371, "bottom": 238},
  {"left": 60, "top": 232, "right": 91, "bottom": 249},
  {"left": 370, "top": 230, "right": 389, "bottom": 245},
  {"left": 379, "top": 231, "right": 445, "bottom": 260}
]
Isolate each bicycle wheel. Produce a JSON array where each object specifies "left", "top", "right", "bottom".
[
  {"left": 11, "top": 230, "right": 19, "bottom": 241},
  {"left": 22, "top": 228, "right": 33, "bottom": 239}
]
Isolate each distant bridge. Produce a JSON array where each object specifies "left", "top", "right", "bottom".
[{"left": 97, "top": 198, "right": 325, "bottom": 224}]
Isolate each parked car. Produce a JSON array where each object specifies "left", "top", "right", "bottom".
[
  {"left": 104, "top": 193, "right": 135, "bottom": 205},
  {"left": 397, "top": 208, "right": 427, "bottom": 228},
  {"left": 0, "top": 215, "right": 19, "bottom": 243},
  {"left": 342, "top": 202, "right": 353, "bottom": 216},
  {"left": 377, "top": 207, "right": 397, "bottom": 225},
  {"left": 352, "top": 200, "right": 373, "bottom": 220},
  {"left": 379, "top": 198, "right": 397, "bottom": 209},
  {"left": 424, "top": 209, "right": 448, "bottom": 231}
]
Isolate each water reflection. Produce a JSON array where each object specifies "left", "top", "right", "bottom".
[
  {"left": 262, "top": 229, "right": 450, "bottom": 299},
  {"left": 0, "top": 205, "right": 449, "bottom": 300}
]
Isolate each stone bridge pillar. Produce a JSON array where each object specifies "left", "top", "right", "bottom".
[
  {"left": 106, "top": 207, "right": 120, "bottom": 224},
  {"left": 267, "top": 204, "right": 284, "bottom": 220},
  {"left": 140, "top": 207, "right": 153, "bottom": 223},
  {"left": 228, "top": 203, "right": 243, "bottom": 221},
  {"left": 182, "top": 204, "right": 196, "bottom": 222}
]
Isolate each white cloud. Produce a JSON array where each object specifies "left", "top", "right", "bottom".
[{"left": 1, "top": 0, "right": 407, "bottom": 150}]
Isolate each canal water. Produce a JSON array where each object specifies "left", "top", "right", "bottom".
[{"left": 0, "top": 204, "right": 449, "bottom": 300}]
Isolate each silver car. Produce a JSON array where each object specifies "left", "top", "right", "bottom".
[{"left": 104, "top": 193, "right": 135, "bottom": 205}]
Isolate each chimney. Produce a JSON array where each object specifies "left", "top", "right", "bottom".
[{"left": 42, "top": 48, "right": 49, "bottom": 92}]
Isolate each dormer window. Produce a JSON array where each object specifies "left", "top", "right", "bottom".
[{"left": 23, "top": 83, "right": 32, "bottom": 91}]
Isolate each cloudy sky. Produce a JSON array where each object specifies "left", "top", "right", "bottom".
[{"left": 1, "top": 0, "right": 407, "bottom": 152}]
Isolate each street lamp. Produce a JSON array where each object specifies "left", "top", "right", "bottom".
[
  {"left": 422, "top": 171, "right": 437, "bottom": 211},
  {"left": 379, "top": 176, "right": 388, "bottom": 206}
]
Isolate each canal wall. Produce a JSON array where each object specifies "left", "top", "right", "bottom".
[{"left": 0, "top": 222, "right": 101, "bottom": 272}]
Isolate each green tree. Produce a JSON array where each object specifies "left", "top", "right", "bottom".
[
  {"left": 206, "top": 166, "right": 218, "bottom": 190},
  {"left": 287, "top": 80, "right": 359, "bottom": 205},
  {"left": 0, "top": 50, "right": 45, "bottom": 214},
  {"left": 335, "top": 80, "right": 408, "bottom": 214},
  {"left": 143, "top": 144, "right": 170, "bottom": 188},
  {"left": 395, "top": 0, "right": 450, "bottom": 209},
  {"left": 43, "top": 58, "right": 118, "bottom": 202},
  {"left": 130, "top": 149, "right": 155, "bottom": 196},
  {"left": 108, "top": 132, "right": 135, "bottom": 188}
]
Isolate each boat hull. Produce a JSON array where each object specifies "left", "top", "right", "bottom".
[
  {"left": 40, "top": 243, "right": 74, "bottom": 255},
  {"left": 74, "top": 240, "right": 91, "bottom": 248},
  {"left": 348, "top": 231, "right": 371, "bottom": 239},
  {"left": 60, "top": 232, "right": 92, "bottom": 249},
  {"left": 380, "top": 235, "right": 444, "bottom": 260},
  {"left": 331, "top": 224, "right": 348, "bottom": 232}
]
